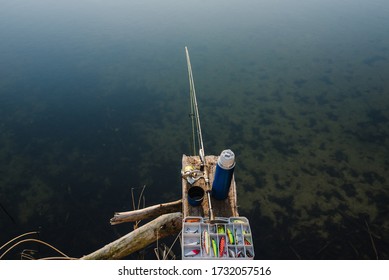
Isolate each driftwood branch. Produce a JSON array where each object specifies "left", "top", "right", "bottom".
[
  {"left": 110, "top": 199, "right": 182, "bottom": 225},
  {"left": 81, "top": 212, "right": 183, "bottom": 260}
]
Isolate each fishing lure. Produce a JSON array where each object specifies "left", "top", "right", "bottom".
[
  {"left": 185, "top": 249, "right": 200, "bottom": 257},
  {"left": 217, "top": 225, "right": 225, "bottom": 234},
  {"left": 185, "top": 228, "right": 198, "bottom": 234},
  {"left": 186, "top": 241, "right": 199, "bottom": 246},
  {"left": 234, "top": 229, "right": 241, "bottom": 244},
  {"left": 244, "top": 237, "right": 251, "bottom": 245},
  {"left": 237, "top": 250, "right": 245, "bottom": 258},
  {"left": 185, "top": 218, "right": 201, "bottom": 223},
  {"left": 219, "top": 236, "right": 226, "bottom": 257},
  {"left": 202, "top": 230, "right": 210, "bottom": 255},
  {"left": 227, "top": 228, "right": 235, "bottom": 244},
  {"left": 211, "top": 238, "right": 218, "bottom": 257},
  {"left": 228, "top": 248, "right": 236, "bottom": 258}
]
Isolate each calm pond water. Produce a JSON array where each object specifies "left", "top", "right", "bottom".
[{"left": 1, "top": 0, "right": 389, "bottom": 259}]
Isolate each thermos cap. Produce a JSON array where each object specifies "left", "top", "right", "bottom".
[{"left": 218, "top": 149, "right": 235, "bottom": 169}]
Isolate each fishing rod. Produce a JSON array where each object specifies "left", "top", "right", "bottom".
[
  {"left": 184, "top": 46, "right": 215, "bottom": 222},
  {"left": 185, "top": 46, "right": 205, "bottom": 163}
]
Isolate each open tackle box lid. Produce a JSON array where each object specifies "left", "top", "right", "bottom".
[{"left": 182, "top": 216, "right": 255, "bottom": 260}]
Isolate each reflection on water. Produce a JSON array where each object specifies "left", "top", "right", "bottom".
[{"left": 1, "top": 0, "right": 389, "bottom": 259}]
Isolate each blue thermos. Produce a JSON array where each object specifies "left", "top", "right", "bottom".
[{"left": 212, "top": 149, "right": 235, "bottom": 200}]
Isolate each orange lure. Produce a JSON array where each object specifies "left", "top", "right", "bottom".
[{"left": 219, "top": 236, "right": 226, "bottom": 257}]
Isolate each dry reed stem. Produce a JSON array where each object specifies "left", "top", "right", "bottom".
[
  {"left": 0, "top": 231, "right": 39, "bottom": 252},
  {"left": 0, "top": 238, "right": 69, "bottom": 260}
]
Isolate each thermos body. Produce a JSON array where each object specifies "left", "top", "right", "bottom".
[{"left": 212, "top": 149, "right": 235, "bottom": 200}]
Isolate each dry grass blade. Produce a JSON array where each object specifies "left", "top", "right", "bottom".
[
  {"left": 163, "top": 231, "right": 181, "bottom": 260},
  {"left": 365, "top": 219, "right": 379, "bottom": 259},
  {"left": 0, "top": 238, "right": 69, "bottom": 260},
  {"left": 0, "top": 231, "right": 39, "bottom": 252},
  {"left": 130, "top": 185, "right": 147, "bottom": 230},
  {"left": 39, "top": 257, "right": 77, "bottom": 260}
]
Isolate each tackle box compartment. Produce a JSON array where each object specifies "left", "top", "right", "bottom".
[{"left": 182, "top": 216, "right": 254, "bottom": 259}]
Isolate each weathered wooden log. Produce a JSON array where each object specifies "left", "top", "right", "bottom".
[
  {"left": 110, "top": 199, "right": 182, "bottom": 225},
  {"left": 81, "top": 212, "right": 182, "bottom": 260}
]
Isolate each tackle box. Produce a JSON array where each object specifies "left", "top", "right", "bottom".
[{"left": 182, "top": 216, "right": 255, "bottom": 260}]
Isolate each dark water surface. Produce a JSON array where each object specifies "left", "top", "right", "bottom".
[{"left": 1, "top": 0, "right": 389, "bottom": 259}]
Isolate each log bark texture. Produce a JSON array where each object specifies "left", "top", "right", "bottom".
[
  {"left": 81, "top": 212, "right": 182, "bottom": 260},
  {"left": 110, "top": 199, "right": 182, "bottom": 225}
]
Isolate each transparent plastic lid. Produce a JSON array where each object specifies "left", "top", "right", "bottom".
[{"left": 218, "top": 149, "right": 235, "bottom": 169}]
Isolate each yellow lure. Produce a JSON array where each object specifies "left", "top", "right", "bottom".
[
  {"left": 211, "top": 238, "right": 218, "bottom": 257},
  {"left": 227, "top": 228, "right": 235, "bottom": 244}
]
